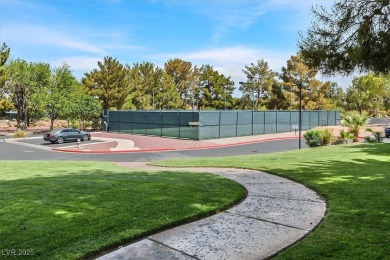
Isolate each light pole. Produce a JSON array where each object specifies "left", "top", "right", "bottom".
[
  {"left": 296, "top": 82, "right": 311, "bottom": 149},
  {"left": 152, "top": 88, "right": 162, "bottom": 110},
  {"left": 298, "top": 83, "right": 303, "bottom": 149},
  {"left": 224, "top": 86, "right": 227, "bottom": 110}
]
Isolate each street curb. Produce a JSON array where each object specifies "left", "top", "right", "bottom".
[{"left": 51, "top": 136, "right": 299, "bottom": 154}]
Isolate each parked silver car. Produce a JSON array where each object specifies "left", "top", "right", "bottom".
[{"left": 43, "top": 128, "right": 91, "bottom": 144}]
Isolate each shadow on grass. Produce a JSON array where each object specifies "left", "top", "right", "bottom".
[
  {"left": 0, "top": 168, "right": 246, "bottom": 259},
  {"left": 343, "top": 142, "right": 390, "bottom": 156}
]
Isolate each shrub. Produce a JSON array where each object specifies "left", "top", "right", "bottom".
[
  {"left": 13, "top": 130, "right": 28, "bottom": 138},
  {"left": 365, "top": 128, "right": 384, "bottom": 143},
  {"left": 305, "top": 128, "right": 334, "bottom": 147},
  {"left": 304, "top": 130, "right": 323, "bottom": 147},
  {"left": 341, "top": 111, "right": 369, "bottom": 142},
  {"left": 321, "top": 128, "right": 333, "bottom": 145},
  {"left": 333, "top": 129, "right": 353, "bottom": 144}
]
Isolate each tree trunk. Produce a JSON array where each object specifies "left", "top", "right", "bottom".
[{"left": 50, "top": 117, "right": 55, "bottom": 130}]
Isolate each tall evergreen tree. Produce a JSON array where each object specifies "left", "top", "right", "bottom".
[
  {"left": 199, "top": 65, "right": 235, "bottom": 110},
  {"left": 164, "top": 58, "right": 199, "bottom": 109},
  {"left": 241, "top": 59, "right": 276, "bottom": 110},
  {"left": 82, "top": 56, "right": 127, "bottom": 109}
]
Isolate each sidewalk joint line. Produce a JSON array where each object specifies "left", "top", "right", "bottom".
[
  {"left": 225, "top": 212, "right": 310, "bottom": 232},
  {"left": 147, "top": 238, "right": 200, "bottom": 260},
  {"left": 248, "top": 194, "right": 325, "bottom": 203}
]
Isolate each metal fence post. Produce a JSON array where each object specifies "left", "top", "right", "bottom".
[
  {"left": 236, "top": 110, "right": 238, "bottom": 137},
  {"left": 178, "top": 110, "right": 181, "bottom": 139},
  {"left": 160, "top": 110, "right": 163, "bottom": 137},
  {"left": 276, "top": 110, "right": 278, "bottom": 133},
  {"left": 218, "top": 110, "right": 221, "bottom": 138}
]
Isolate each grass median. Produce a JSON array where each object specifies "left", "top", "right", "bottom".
[
  {"left": 151, "top": 143, "right": 390, "bottom": 259},
  {"left": 0, "top": 161, "right": 246, "bottom": 259}
]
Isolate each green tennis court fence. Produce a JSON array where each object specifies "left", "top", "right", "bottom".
[{"left": 102, "top": 110, "right": 341, "bottom": 140}]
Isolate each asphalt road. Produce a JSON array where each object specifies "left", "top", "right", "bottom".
[{"left": 0, "top": 138, "right": 306, "bottom": 162}]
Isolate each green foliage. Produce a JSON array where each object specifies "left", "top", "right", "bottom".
[
  {"left": 68, "top": 87, "right": 101, "bottom": 130},
  {"left": 0, "top": 42, "right": 10, "bottom": 88},
  {"left": 345, "top": 74, "right": 390, "bottom": 116},
  {"left": 321, "top": 128, "right": 332, "bottom": 145},
  {"left": 303, "top": 130, "right": 323, "bottom": 147},
  {"left": 304, "top": 128, "right": 333, "bottom": 147},
  {"left": 276, "top": 54, "right": 335, "bottom": 110},
  {"left": 241, "top": 59, "right": 276, "bottom": 110},
  {"left": 341, "top": 111, "right": 369, "bottom": 142},
  {"left": 4, "top": 59, "right": 51, "bottom": 129},
  {"left": 45, "top": 63, "right": 80, "bottom": 130},
  {"left": 333, "top": 129, "right": 353, "bottom": 144},
  {"left": 0, "top": 98, "right": 14, "bottom": 117},
  {"left": 164, "top": 58, "right": 199, "bottom": 109},
  {"left": 365, "top": 128, "right": 384, "bottom": 143},
  {"left": 82, "top": 56, "right": 127, "bottom": 110},
  {"left": 299, "top": 0, "right": 390, "bottom": 75},
  {"left": 198, "top": 65, "right": 235, "bottom": 110}
]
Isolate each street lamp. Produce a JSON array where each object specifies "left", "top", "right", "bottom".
[
  {"left": 296, "top": 82, "right": 311, "bottom": 149},
  {"left": 152, "top": 88, "right": 162, "bottom": 110},
  {"left": 298, "top": 83, "right": 303, "bottom": 149},
  {"left": 224, "top": 85, "right": 227, "bottom": 110}
]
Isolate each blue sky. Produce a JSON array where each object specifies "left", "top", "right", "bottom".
[{"left": 1, "top": 0, "right": 353, "bottom": 96}]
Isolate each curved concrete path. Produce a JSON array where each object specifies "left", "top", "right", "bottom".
[{"left": 97, "top": 163, "right": 326, "bottom": 260}]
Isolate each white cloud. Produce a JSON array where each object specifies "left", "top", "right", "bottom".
[
  {"left": 158, "top": 46, "right": 290, "bottom": 74},
  {"left": 51, "top": 56, "right": 101, "bottom": 71},
  {"left": 3, "top": 25, "right": 106, "bottom": 55}
]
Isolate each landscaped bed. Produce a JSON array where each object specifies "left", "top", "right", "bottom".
[
  {"left": 152, "top": 143, "right": 390, "bottom": 259},
  {"left": 0, "top": 161, "right": 246, "bottom": 259}
]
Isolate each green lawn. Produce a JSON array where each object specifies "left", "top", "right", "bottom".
[
  {"left": 0, "top": 161, "right": 245, "bottom": 259},
  {"left": 152, "top": 143, "right": 390, "bottom": 259}
]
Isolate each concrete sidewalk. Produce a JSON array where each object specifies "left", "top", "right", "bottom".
[{"left": 97, "top": 163, "right": 326, "bottom": 260}]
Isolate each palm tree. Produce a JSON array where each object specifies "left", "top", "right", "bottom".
[{"left": 341, "top": 111, "right": 369, "bottom": 142}]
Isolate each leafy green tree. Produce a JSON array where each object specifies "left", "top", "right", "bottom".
[
  {"left": 45, "top": 63, "right": 80, "bottom": 130},
  {"left": 345, "top": 73, "right": 390, "bottom": 116},
  {"left": 299, "top": 0, "right": 390, "bottom": 75},
  {"left": 0, "top": 43, "right": 11, "bottom": 117},
  {"left": 325, "top": 82, "right": 346, "bottom": 110},
  {"left": 0, "top": 99, "right": 14, "bottom": 117},
  {"left": 4, "top": 59, "right": 50, "bottom": 129},
  {"left": 68, "top": 87, "right": 101, "bottom": 130},
  {"left": 198, "top": 65, "right": 235, "bottom": 110},
  {"left": 82, "top": 56, "right": 127, "bottom": 109},
  {"left": 0, "top": 43, "right": 10, "bottom": 89},
  {"left": 241, "top": 59, "right": 276, "bottom": 110}
]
